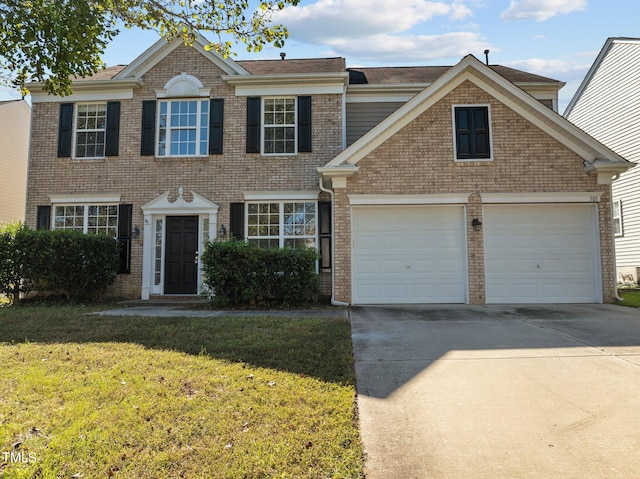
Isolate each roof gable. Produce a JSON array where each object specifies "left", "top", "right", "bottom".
[
  {"left": 114, "top": 33, "right": 249, "bottom": 80},
  {"left": 323, "top": 54, "right": 629, "bottom": 176}
]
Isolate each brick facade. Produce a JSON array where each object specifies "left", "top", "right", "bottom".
[
  {"left": 26, "top": 45, "right": 342, "bottom": 298},
  {"left": 332, "top": 80, "right": 615, "bottom": 304}
]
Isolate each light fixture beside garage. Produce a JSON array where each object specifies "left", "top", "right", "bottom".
[{"left": 472, "top": 218, "right": 482, "bottom": 231}]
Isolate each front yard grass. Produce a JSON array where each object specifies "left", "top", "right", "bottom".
[
  {"left": 0, "top": 305, "right": 363, "bottom": 478},
  {"left": 616, "top": 289, "right": 640, "bottom": 308}
]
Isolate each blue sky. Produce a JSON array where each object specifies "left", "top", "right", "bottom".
[{"left": 2, "top": 0, "right": 638, "bottom": 111}]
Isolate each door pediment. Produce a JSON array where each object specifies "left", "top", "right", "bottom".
[{"left": 142, "top": 188, "right": 219, "bottom": 215}]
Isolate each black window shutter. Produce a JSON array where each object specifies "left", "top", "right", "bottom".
[
  {"left": 298, "top": 96, "right": 312, "bottom": 152},
  {"left": 455, "top": 107, "right": 472, "bottom": 159},
  {"left": 209, "top": 98, "right": 224, "bottom": 155},
  {"left": 318, "top": 201, "right": 331, "bottom": 270},
  {"left": 472, "top": 108, "right": 490, "bottom": 158},
  {"left": 36, "top": 205, "right": 51, "bottom": 230},
  {"left": 246, "top": 97, "right": 261, "bottom": 153},
  {"left": 141, "top": 100, "right": 156, "bottom": 156},
  {"left": 230, "top": 203, "right": 245, "bottom": 240},
  {"left": 105, "top": 101, "right": 121, "bottom": 156},
  {"left": 117, "top": 204, "right": 132, "bottom": 274},
  {"left": 57, "top": 103, "right": 73, "bottom": 157}
]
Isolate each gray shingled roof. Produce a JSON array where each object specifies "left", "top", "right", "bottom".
[
  {"left": 347, "top": 65, "right": 561, "bottom": 85},
  {"left": 237, "top": 57, "right": 346, "bottom": 75},
  {"left": 75, "top": 58, "right": 561, "bottom": 85}
]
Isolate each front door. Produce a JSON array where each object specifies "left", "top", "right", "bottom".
[{"left": 164, "top": 216, "right": 199, "bottom": 294}]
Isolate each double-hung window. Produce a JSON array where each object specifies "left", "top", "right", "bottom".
[
  {"left": 75, "top": 103, "right": 106, "bottom": 159},
  {"left": 53, "top": 204, "right": 119, "bottom": 237},
  {"left": 247, "top": 201, "right": 316, "bottom": 249},
  {"left": 263, "top": 98, "right": 297, "bottom": 154},
  {"left": 158, "top": 99, "right": 209, "bottom": 157},
  {"left": 453, "top": 105, "right": 492, "bottom": 160},
  {"left": 613, "top": 199, "right": 623, "bottom": 236}
]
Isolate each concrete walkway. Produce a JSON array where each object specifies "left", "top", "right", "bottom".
[
  {"left": 94, "top": 304, "right": 348, "bottom": 318},
  {"left": 351, "top": 304, "right": 640, "bottom": 479}
]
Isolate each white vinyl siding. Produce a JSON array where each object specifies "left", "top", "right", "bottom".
[
  {"left": 566, "top": 40, "right": 640, "bottom": 269},
  {"left": 352, "top": 206, "right": 467, "bottom": 304}
]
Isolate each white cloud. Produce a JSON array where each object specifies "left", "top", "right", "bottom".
[
  {"left": 271, "top": 0, "right": 484, "bottom": 63},
  {"left": 275, "top": 0, "right": 474, "bottom": 44},
  {"left": 500, "top": 0, "right": 587, "bottom": 21},
  {"left": 326, "top": 32, "right": 490, "bottom": 63}
]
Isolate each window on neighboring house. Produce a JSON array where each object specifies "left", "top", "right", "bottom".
[
  {"left": 158, "top": 99, "right": 209, "bottom": 157},
  {"left": 53, "top": 204, "right": 119, "bottom": 237},
  {"left": 613, "top": 199, "right": 623, "bottom": 236},
  {"left": 263, "top": 98, "right": 296, "bottom": 154},
  {"left": 247, "top": 202, "right": 317, "bottom": 249},
  {"left": 453, "top": 105, "right": 491, "bottom": 160},
  {"left": 75, "top": 103, "right": 106, "bottom": 158}
]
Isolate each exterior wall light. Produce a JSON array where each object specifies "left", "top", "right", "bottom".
[{"left": 472, "top": 218, "right": 482, "bottom": 231}]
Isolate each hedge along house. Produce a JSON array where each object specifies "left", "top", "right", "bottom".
[{"left": 25, "top": 35, "right": 631, "bottom": 303}]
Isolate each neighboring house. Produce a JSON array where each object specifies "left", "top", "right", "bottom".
[
  {"left": 25, "top": 35, "right": 631, "bottom": 304},
  {"left": 0, "top": 99, "right": 30, "bottom": 225},
  {"left": 565, "top": 37, "right": 640, "bottom": 285}
]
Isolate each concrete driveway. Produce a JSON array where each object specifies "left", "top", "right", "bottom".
[{"left": 351, "top": 304, "right": 640, "bottom": 479}]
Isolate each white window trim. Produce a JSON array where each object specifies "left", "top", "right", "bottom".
[
  {"left": 261, "top": 97, "right": 298, "bottom": 156},
  {"left": 613, "top": 199, "right": 623, "bottom": 237},
  {"left": 451, "top": 104, "right": 493, "bottom": 162},
  {"left": 72, "top": 102, "right": 107, "bottom": 160},
  {"left": 245, "top": 200, "right": 318, "bottom": 249},
  {"left": 51, "top": 202, "right": 119, "bottom": 237},
  {"left": 156, "top": 98, "right": 210, "bottom": 158}
]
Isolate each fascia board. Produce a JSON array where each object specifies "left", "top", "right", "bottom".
[
  {"left": 48, "top": 193, "right": 122, "bottom": 203},
  {"left": 30, "top": 80, "right": 141, "bottom": 103},
  {"left": 223, "top": 72, "right": 349, "bottom": 96}
]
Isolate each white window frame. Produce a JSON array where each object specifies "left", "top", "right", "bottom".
[
  {"left": 613, "top": 199, "right": 623, "bottom": 237},
  {"left": 73, "top": 102, "right": 107, "bottom": 160},
  {"left": 451, "top": 104, "right": 493, "bottom": 162},
  {"left": 262, "top": 97, "right": 297, "bottom": 156},
  {"left": 157, "top": 98, "right": 209, "bottom": 157},
  {"left": 52, "top": 203, "right": 119, "bottom": 238},
  {"left": 246, "top": 201, "right": 318, "bottom": 249}
]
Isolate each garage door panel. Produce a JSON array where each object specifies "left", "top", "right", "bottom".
[
  {"left": 353, "top": 206, "right": 467, "bottom": 304},
  {"left": 484, "top": 204, "right": 599, "bottom": 304}
]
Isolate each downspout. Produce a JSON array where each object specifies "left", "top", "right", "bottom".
[{"left": 319, "top": 175, "right": 350, "bottom": 307}]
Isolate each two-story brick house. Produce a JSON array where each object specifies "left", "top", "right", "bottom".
[{"left": 25, "top": 35, "right": 631, "bottom": 304}]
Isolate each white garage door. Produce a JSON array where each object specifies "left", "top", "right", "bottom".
[
  {"left": 483, "top": 204, "right": 600, "bottom": 303},
  {"left": 352, "top": 206, "right": 467, "bottom": 304}
]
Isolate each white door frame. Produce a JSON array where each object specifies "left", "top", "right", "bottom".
[{"left": 140, "top": 188, "right": 219, "bottom": 299}]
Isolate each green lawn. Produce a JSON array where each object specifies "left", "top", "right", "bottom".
[
  {"left": 617, "top": 289, "right": 640, "bottom": 308},
  {"left": 0, "top": 305, "right": 363, "bottom": 478}
]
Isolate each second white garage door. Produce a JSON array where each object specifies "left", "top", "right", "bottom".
[
  {"left": 352, "top": 206, "right": 467, "bottom": 304},
  {"left": 483, "top": 204, "right": 600, "bottom": 303}
]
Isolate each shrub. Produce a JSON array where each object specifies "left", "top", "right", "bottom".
[
  {"left": 202, "top": 240, "right": 319, "bottom": 307},
  {"left": 0, "top": 226, "right": 119, "bottom": 303}
]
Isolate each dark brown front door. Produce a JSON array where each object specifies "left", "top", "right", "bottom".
[{"left": 164, "top": 216, "right": 198, "bottom": 294}]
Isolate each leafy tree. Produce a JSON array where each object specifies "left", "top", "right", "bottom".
[{"left": 0, "top": 0, "right": 299, "bottom": 96}]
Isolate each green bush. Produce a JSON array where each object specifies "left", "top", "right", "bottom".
[
  {"left": 0, "top": 226, "right": 119, "bottom": 303},
  {"left": 202, "top": 240, "right": 319, "bottom": 307},
  {"left": 0, "top": 222, "right": 29, "bottom": 302}
]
